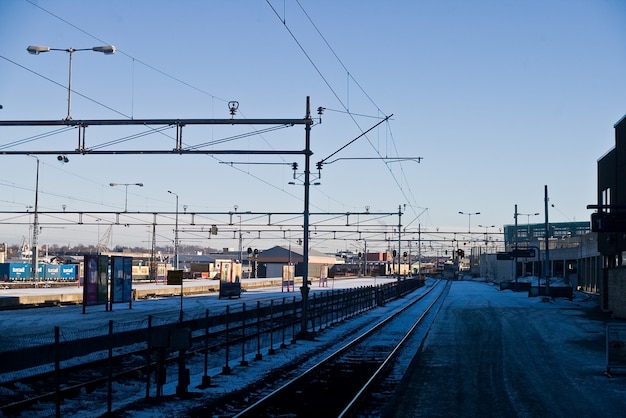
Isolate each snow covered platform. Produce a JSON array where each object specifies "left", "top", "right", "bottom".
[{"left": 0, "top": 277, "right": 292, "bottom": 309}]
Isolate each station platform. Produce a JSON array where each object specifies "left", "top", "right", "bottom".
[{"left": 0, "top": 277, "right": 295, "bottom": 310}]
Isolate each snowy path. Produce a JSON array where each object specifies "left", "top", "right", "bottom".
[{"left": 384, "top": 280, "right": 626, "bottom": 417}]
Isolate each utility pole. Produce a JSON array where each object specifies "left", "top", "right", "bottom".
[
  {"left": 418, "top": 224, "right": 422, "bottom": 277},
  {"left": 299, "top": 97, "right": 313, "bottom": 339},
  {"left": 31, "top": 157, "right": 40, "bottom": 281},
  {"left": 544, "top": 185, "right": 550, "bottom": 296},
  {"left": 168, "top": 191, "right": 179, "bottom": 270},
  {"left": 397, "top": 204, "right": 402, "bottom": 280},
  {"left": 364, "top": 240, "right": 368, "bottom": 276},
  {"left": 514, "top": 204, "right": 518, "bottom": 287},
  {"left": 150, "top": 214, "right": 157, "bottom": 283}
]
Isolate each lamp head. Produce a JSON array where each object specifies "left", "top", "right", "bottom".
[
  {"left": 27, "top": 45, "right": 50, "bottom": 55},
  {"left": 92, "top": 45, "right": 116, "bottom": 54}
]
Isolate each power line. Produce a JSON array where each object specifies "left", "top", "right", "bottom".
[
  {"left": 266, "top": 1, "right": 424, "bottom": 222},
  {"left": 14, "top": 2, "right": 423, "bottom": 231}
]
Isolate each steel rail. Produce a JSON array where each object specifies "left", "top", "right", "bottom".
[
  {"left": 339, "top": 279, "right": 450, "bottom": 417},
  {"left": 233, "top": 279, "right": 448, "bottom": 417}
]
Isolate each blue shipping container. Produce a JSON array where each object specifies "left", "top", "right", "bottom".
[
  {"left": 0, "top": 262, "right": 33, "bottom": 281},
  {"left": 43, "top": 264, "right": 61, "bottom": 280},
  {"left": 59, "top": 264, "right": 77, "bottom": 281}
]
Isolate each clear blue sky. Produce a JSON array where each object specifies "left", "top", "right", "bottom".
[{"left": 1, "top": 0, "right": 625, "bottom": 254}]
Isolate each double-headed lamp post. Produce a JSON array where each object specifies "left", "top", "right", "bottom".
[
  {"left": 459, "top": 211, "right": 480, "bottom": 233},
  {"left": 27, "top": 44, "right": 116, "bottom": 120},
  {"left": 518, "top": 212, "right": 541, "bottom": 242},
  {"left": 478, "top": 224, "right": 496, "bottom": 247},
  {"left": 109, "top": 182, "right": 143, "bottom": 212},
  {"left": 168, "top": 191, "right": 179, "bottom": 270}
]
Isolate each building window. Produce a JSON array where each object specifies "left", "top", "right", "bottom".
[{"left": 602, "top": 187, "right": 611, "bottom": 212}]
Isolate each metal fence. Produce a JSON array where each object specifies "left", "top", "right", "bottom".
[{"left": 0, "top": 278, "right": 424, "bottom": 416}]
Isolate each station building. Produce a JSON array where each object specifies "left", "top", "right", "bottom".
[
  {"left": 479, "top": 221, "right": 601, "bottom": 293},
  {"left": 479, "top": 114, "right": 626, "bottom": 318},
  {"left": 591, "top": 113, "right": 626, "bottom": 317}
]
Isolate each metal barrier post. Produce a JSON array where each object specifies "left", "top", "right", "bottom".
[
  {"left": 240, "top": 303, "right": 248, "bottom": 366},
  {"left": 268, "top": 300, "right": 275, "bottom": 355},
  {"left": 202, "top": 309, "right": 211, "bottom": 387}
]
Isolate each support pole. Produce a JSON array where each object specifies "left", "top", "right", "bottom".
[
  {"left": 31, "top": 157, "right": 40, "bottom": 282},
  {"left": 418, "top": 224, "right": 422, "bottom": 277},
  {"left": 544, "top": 185, "right": 550, "bottom": 296},
  {"left": 514, "top": 204, "right": 518, "bottom": 289},
  {"left": 397, "top": 204, "right": 402, "bottom": 280},
  {"left": 299, "top": 96, "right": 313, "bottom": 340}
]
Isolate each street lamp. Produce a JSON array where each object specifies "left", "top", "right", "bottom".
[
  {"left": 27, "top": 44, "right": 116, "bottom": 120},
  {"left": 459, "top": 211, "right": 480, "bottom": 233},
  {"left": 478, "top": 224, "right": 496, "bottom": 247},
  {"left": 513, "top": 208, "right": 541, "bottom": 278},
  {"left": 168, "top": 190, "right": 179, "bottom": 270},
  {"left": 109, "top": 182, "right": 143, "bottom": 212},
  {"left": 518, "top": 212, "right": 541, "bottom": 242}
]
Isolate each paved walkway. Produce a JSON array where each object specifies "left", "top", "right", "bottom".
[{"left": 383, "top": 281, "right": 624, "bottom": 418}]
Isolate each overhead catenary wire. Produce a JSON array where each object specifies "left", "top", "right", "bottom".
[
  {"left": 6, "top": 1, "right": 426, "bottom": 241},
  {"left": 266, "top": 0, "right": 424, "bottom": 223},
  {"left": 0, "top": 125, "right": 74, "bottom": 150},
  {"left": 3, "top": 4, "right": 303, "bottom": 211}
]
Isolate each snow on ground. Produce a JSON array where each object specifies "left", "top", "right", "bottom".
[
  {"left": 0, "top": 277, "right": 395, "bottom": 341},
  {"left": 1, "top": 277, "right": 623, "bottom": 417}
]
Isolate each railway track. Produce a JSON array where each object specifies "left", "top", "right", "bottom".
[
  {"left": 230, "top": 279, "right": 449, "bottom": 417},
  {"left": 1, "top": 279, "right": 424, "bottom": 416}
]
